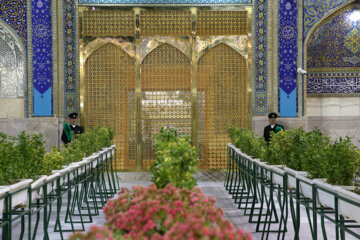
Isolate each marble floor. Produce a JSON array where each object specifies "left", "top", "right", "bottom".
[{"left": 5, "top": 171, "right": 360, "bottom": 240}]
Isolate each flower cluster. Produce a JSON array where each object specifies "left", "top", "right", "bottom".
[{"left": 70, "top": 184, "right": 251, "bottom": 240}]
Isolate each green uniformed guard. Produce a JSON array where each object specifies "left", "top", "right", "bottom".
[{"left": 61, "top": 112, "right": 84, "bottom": 145}]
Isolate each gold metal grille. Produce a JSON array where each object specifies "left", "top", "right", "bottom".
[
  {"left": 84, "top": 43, "right": 136, "bottom": 170},
  {"left": 141, "top": 43, "right": 192, "bottom": 169},
  {"left": 82, "top": 10, "right": 135, "bottom": 36},
  {"left": 196, "top": 11, "right": 247, "bottom": 36},
  {"left": 140, "top": 10, "right": 192, "bottom": 36},
  {"left": 197, "top": 43, "right": 247, "bottom": 169}
]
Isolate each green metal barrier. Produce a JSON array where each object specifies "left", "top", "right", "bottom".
[
  {"left": 226, "top": 144, "right": 360, "bottom": 240},
  {"left": 0, "top": 146, "right": 119, "bottom": 240}
]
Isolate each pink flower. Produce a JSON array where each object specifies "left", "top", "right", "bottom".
[{"left": 173, "top": 200, "right": 183, "bottom": 208}]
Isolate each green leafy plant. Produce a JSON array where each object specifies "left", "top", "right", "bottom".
[
  {"left": 263, "top": 130, "right": 292, "bottom": 166},
  {"left": 325, "top": 137, "right": 357, "bottom": 186},
  {"left": 0, "top": 134, "right": 21, "bottom": 185},
  {"left": 40, "top": 146, "right": 65, "bottom": 175},
  {"left": 15, "top": 131, "right": 46, "bottom": 179},
  {"left": 227, "top": 126, "right": 266, "bottom": 159},
  {"left": 0, "top": 126, "right": 114, "bottom": 186},
  {"left": 300, "top": 129, "right": 330, "bottom": 179},
  {"left": 150, "top": 128, "right": 198, "bottom": 189}
]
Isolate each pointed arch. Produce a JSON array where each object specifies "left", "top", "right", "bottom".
[
  {"left": 140, "top": 42, "right": 192, "bottom": 168},
  {"left": 141, "top": 43, "right": 191, "bottom": 90},
  {"left": 196, "top": 41, "right": 248, "bottom": 65},
  {"left": 0, "top": 19, "right": 26, "bottom": 98},
  {"left": 84, "top": 43, "right": 136, "bottom": 169},
  {"left": 305, "top": 0, "right": 357, "bottom": 48},
  {"left": 197, "top": 43, "right": 248, "bottom": 169}
]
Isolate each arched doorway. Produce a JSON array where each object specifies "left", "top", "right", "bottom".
[
  {"left": 141, "top": 43, "right": 192, "bottom": 169},
  {"left": 84, "top": 43, "right": 136, "bottom": 169},
  {"left": 197, "top": 43, "right": 248, "bottom": 169}
]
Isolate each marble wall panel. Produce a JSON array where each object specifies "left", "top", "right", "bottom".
[{"left": 0, "top": 118, "right": 63, "bottom": 150}]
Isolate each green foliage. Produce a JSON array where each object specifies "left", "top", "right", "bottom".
[
  {"left": 227, "top": 126, "right": 266, "bottom": 159},
  {"left": 263, "top": 130, "right": 288, "bottom": 165},
  {"left": 15, "top": 132, "right": 46, "bottom": 179},
  {"left": 228, "top": 125, "right": 359, "bottom": 186},
  {"left": 0, "top": 126, "right": 114, "bottom": 185},
  {"left": 325, "top": 137, "right": 357, "bottom": 186},
  {"left": 300, "top": 129, "right": 330, "bottom": 178},
  {"left": 0, "top": 134, "right": 20, "bottom": 185},
  {"left": 354, "top": 151, "right": 360, "bottom": 191},
  {"left": 0, "top": 132, "right": 46, "bottom": 185},
  {"left": 41, "top": 146, "right": 64, "bottom": 175},
  {"left": 150, "top": 127, "right": 198, "bottom": 189}
]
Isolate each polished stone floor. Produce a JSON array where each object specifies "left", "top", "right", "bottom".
[{"left": 5, "top": 171, "right": 360, "bottom": 240}]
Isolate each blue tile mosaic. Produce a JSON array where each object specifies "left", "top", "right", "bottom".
[
  {"left": 254, "top": 0, "right": 267, "bottom": 114},
  {"left": 0, "top": 0, "right": 27, "bottom": 46},
  {"left": 307, "top": 76, "right": 360, "bottom": 94},
  {"left": 64, "top": 0, "right": 77, "bottom": 115},
  {"left": 32, "top": 0, "right": 52, "bottom": 116},
  {"left": 307, "top": 6, "right": 360, "bottom": 69},
  {"left": 304, "top": 0, "right": 348, "bottom": 38},
  {"left": 78, "top": 0, "right": 251, "bottom": 5},
  {"left": 278, "top": 0, "right": 297, "bottom": 117}
]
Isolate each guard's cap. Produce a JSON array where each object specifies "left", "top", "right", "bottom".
[
  {"left": 268, "top": 112, "right": 278, "bottom": 119},
  {"left": 68, "top": 112, "right": 78, "bottom": 119}
]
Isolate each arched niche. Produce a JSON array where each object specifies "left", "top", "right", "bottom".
[
  {"left": 0, "top": 20, "right": 26, "bottom": 118},
  {"left": 305, "top": 2, "right": 360, "bottom": 117}
]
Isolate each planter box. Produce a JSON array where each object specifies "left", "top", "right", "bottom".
[
  {"left": 92, "top": 154, "right": 100, "bottom": 168},
  {"left": 284, "top": 167, "right": 308, "bottom": 190},
  {"left": 297, "top": 175, "right": 313, "bottom": 199},
  {"left": 336, "top": 186, "right": 360, "bottom": 223},
  {"left": 313, "top": 179, "right": 338, "bottom": 209},
  {"left": 46, "top": 172, "right": 60, "bottom": 194},
  {"left": 7, "top": 179, "right": 33, "bottom": 208},
  {"left": 30, "top": 175, "right": 47, "bottom": 202},
  {"left": 0, "top": 187, "right": 9, "bottom": 212},
  {"left": 270, "top": 165, "right": 286, "bottom": 186},
  {"left": 52, "top": 168, "right": 68, "bottom": 186}
]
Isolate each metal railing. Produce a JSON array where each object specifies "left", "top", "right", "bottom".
[
  {"left": 225, "top": 144, "right": 360, "bottom": 240},
  {"left": 0, "top": 145, "right": 119, "bottom": 240}
]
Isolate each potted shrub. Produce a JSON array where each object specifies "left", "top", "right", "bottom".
[{"left": 150, "top": 128, "right": 198, "bottom": 189}]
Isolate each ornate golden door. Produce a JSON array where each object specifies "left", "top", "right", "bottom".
[
  {"left": 141, "top": 43, "right": 192, "bottom": 169},
  {"left": 84, "top": 43, "right": 136, "bottom": 169},
  {"left": 81, "top": 8, "right": 250, "bottom": 170}
]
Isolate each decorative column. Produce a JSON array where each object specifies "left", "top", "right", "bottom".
[
  {"left": 64, "top": 0, "right": 77, "bottom": 115},
  {"left": 278, "top": 0, "right": 297, "bottom": 117},
  {"left": 254, "top": 0, "right": 268, "bottom": 114}
]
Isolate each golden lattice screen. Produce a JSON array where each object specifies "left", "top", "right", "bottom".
[
  {"left": 197, "top": 43, "right": 248, "bottom": 169},
  {"left": 84, "top": 43, "right": 136, "bottom": 170},
  {"left": 141, "top": 43, "right": 192, "bottom": 169},
  {"left": 82, "top": 10, "right": 135, "bottom": 36}
]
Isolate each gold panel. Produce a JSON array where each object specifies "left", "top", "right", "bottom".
[
  {"left": 82, "top": 10, "right": 135, "bottom": 36},
  {"left": 80, "top": 8, "right": 251, "bottom": 171},
  {"left": 197, "top": 43, "right": 248, "bottom": 169},
  {"left": 196, "top": 10, "right": 247, "bottom": 36},
  {"left": 84, "top": 43, "right": 136, "bottom": 170},
  {"left": 140, "top": 10, "right": 192, "bottom": 36},
  {"left": 141, "top": 43, "right": 192, "bottom": 169}
]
